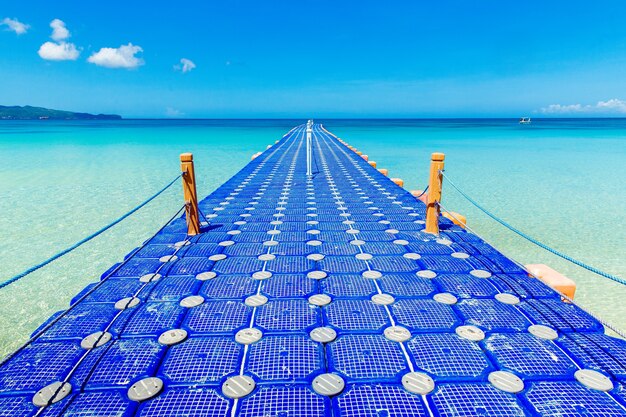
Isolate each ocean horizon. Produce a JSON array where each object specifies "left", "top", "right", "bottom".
[{"left": 7, "top": 113, "right": 626, "bottom": 118}]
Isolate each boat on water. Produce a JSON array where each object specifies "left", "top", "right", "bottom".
[{"left": 519, "top": 117, "right": 531, "bottom": 124}]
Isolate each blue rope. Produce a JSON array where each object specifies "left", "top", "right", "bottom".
[
  {"left": 0, "top": 204, "right": 186, "bottom": 367},
  {"left": 413, "top": 186, "right": 429, "bottom": 198},
  {"left": 441, "top": 172, "right": 626, "bottom": 287},
  {"left": 0, "top": 173, "right": 182, "bottom": 290}
]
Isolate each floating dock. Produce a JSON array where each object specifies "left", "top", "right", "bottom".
[{"left": 1, "top": 124, "right": 625, "bottom": 416}]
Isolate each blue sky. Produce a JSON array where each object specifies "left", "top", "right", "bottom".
[{"left": 2, "top": 1, "right": 626, "bottom": 118}]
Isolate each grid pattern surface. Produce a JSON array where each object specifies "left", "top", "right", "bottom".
[
  {"left": 484, "top": 333, "right": 577, "bottom": 377},
  {"left": 431, "top": 384, "right": 527, "bottom": 416},
  {"left": 406, "top": 333, "right": 492, "bottom": 379},
  {"left": 62, "top": 390, "right": 134, "bottom": 417},
  {"left": 85, "top": 338, "right": 164, "bottom": 388},
  {"left": 161, "top": 337, "right": 241, "bottom": 384},
  {"left": 247, "top": 336, "right": 322, "bottom": 381},
  {"left": 137, "top": 387, "right": 229, "bottom": 417},
  {"left": 335, "top": 384, "right": 428, "bottom": 417},
  {"left": 329, "top": 335, "right": 408, "bottom": 380},
  {"left": 525, "top": 381, "right": 626, "bottom": 416},
  {"left": 238, "top": 386, "right": 327, "bottom": 417},
  {"left": 0, "top": 123, "right": 623, "bottom": 416}
]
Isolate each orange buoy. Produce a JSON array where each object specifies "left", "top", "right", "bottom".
[
  {"left": 442, "top": 211, "right": 467, "bottom": 228},
  {"left": 378, "top": 168, "right": 388, "bottom": 176},
  {"left": 368, "top": 161, "right": 377, "bottom": 168},
  {"left": 410, "top": 190, "right": 429, "bottom": 204},
  {"left": 361, "top": 155, "right": 369, "bottom": 161},
  {"left": 356, "top": 151, "right": 363, "bottom": 156},
  {"left": 526, "top": 264, "right": 576, "bottom": 299},
  {"left": 391, "top": 178, "right": 404, "bottom": 187}
]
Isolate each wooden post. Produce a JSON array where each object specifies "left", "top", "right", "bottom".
[
  {"left": 180, "top": 153, "right": 200, "bottom": 236},
  {"left": 425, "top": 152, "right": 445, "bottom": 235},
  {"left": 391, "top": 178, "right": 404, "bottom": 187}
]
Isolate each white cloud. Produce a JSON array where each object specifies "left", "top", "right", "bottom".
[
  {"left": 174, "top": 58, "right": 196, "bottom": 73},
  {"left": 1, "top": 17, "right": 30, "bottom": 35},
  {"left": 38, "top": 19, "right": 79, "bottom": 61},
  {"left": 541, "top": 104, "right": 586, "bottom": 113},
  {"left": 38, "top": 41, "right": 80, "bottom": 61},
  {"left": 87, "top": 43, "right": 144, "bottom": 69},
  {"left": 50, "top": 18, "right": 70, "bottom": 41},
  {"left": 595, "top": 98, "right": 626, "bottom": 112},
  {"left": 166, "top": 107, "right": 184, "bottom": 117},
  {"left": 540, "top": 99, "right": 626, "bottom": 115}
]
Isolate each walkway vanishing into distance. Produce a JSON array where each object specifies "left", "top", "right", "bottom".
[{"left": 1, "top": 124, "right": 625, "bottom": 416}]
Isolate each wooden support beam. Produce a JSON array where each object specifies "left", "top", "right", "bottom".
[
  {"left": 425, "top": 153, "right": 445, "bottom": 234},
  {"left": 180, "top": 153, "right": 200, "bottom": 236}
]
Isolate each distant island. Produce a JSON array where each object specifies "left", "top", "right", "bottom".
[{"left": 0, "top": 105, "right": 122, "bottom": 120}]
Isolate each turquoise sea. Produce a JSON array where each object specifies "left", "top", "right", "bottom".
[{"left": 0, "top": 119, "right": 624, "bottom": 356}]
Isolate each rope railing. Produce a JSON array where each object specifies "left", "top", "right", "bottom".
[
  {"left": 33, "top": 213, "right": 197, "bottom": 411},
  {"left": 442, "top": 203, "right": 626, "bottom": 385},
  {"left": 0, "top": 204, "right": 186, "bottom": 367},
  {"left": 437, "top": 201, "right": 626, "bottom": 339},
  {"left": 0, "top": 173, "right": 182, "bottom": 290},
  {"left": 412, "top": 186, "right": 429, "bottom": 198},
  {"left": 440, "top": 171, "right": 626, "bottom": 287}
]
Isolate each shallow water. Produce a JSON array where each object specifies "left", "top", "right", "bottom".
[{"left": 0, "top": 118, "right": 624, "bottom": 356}]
